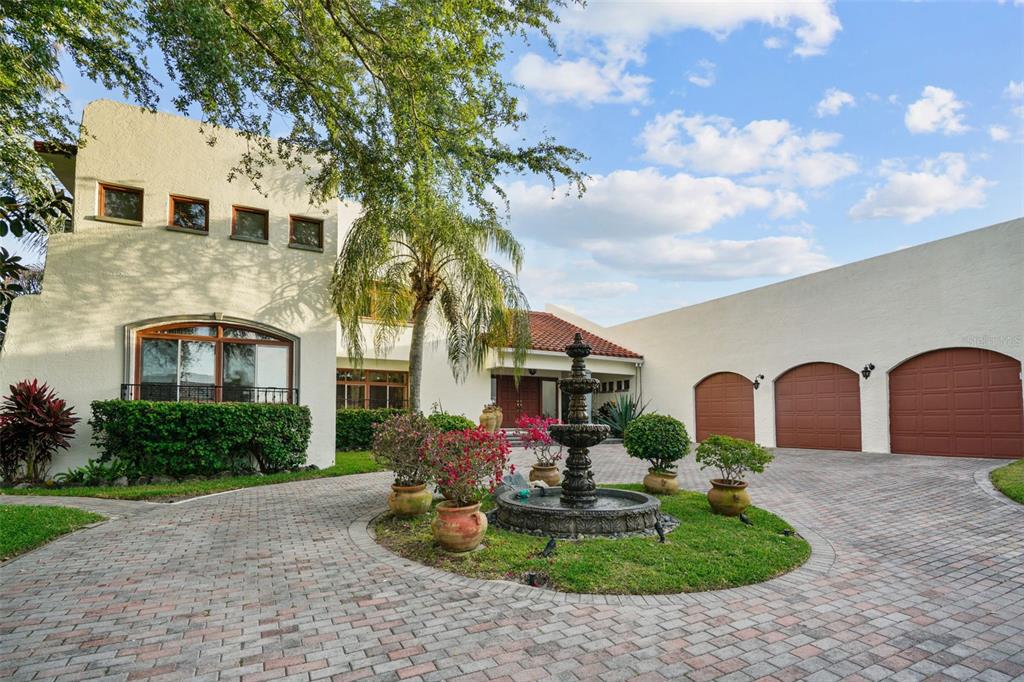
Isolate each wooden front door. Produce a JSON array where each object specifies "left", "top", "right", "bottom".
[{"left": 495, "top": 375, "right": 542, "bottom": 427}]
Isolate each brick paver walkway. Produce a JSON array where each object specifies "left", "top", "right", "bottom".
[{"left": 1, "top": 447, "right": 1022, "bottom": 681}]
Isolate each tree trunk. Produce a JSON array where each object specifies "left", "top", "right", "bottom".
[{"left": 407, "top": 301, "right": 431, "bottom": 413}]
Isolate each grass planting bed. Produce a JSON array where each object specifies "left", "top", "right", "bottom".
[
  {"left": 374, "top": 484, "right": 811, "bottom": 595},
  {"left": 990, "top": 459, "right": 1024, "bottom": 505},
  {"left": 0, "top": 505, "right": 106, "bottom": 561},
  {"left": 0, "top": 451, "right": 382, "bottom": 502}
]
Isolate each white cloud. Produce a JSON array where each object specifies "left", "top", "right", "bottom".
[
  {"left": 777, "top": 221, "right": 816, "bottom": 236},
  {"left": 520, "top": 265, "right": 639, "bottom": 302},
  {"left": 849, "top": 153, "right": 991, "bottom": 223},
  {"left": 904, "top": 86, "right": 969, "bottom": 135},
  {"left": 504, "top": 168, "right": 804, "bottom": 245},
  {"left": 816, "top": 88, "right": 855, "bottom": 117},
  {"left": 586, "top": 235, "right": 833, "bottom": 281},
  {"left": 558, "top": 2, "right": 841, "bottom": 58},
  {"left": 687, "top": 59, "right": 716, "bottom": 88},
  {"left": 1005, "top": 80, "right": 1024, "bottom": 99},
  {"left": 511, "top": 52, "right": 651, "bottom": 105},
  {"left": 763, "top": 36, "right": 785, "bottom": 49},
  {"left": 638, "top": 111, "right": 858, "bottom": 188},
  {"left": 989, "top": 125, "right": 1011, "bottom": 141}
]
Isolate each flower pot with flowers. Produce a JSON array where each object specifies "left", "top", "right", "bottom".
[
  {"left": 422, "top": 428, "right": 512, "bottom": 552},
  {"left": 372, "top": 413, "right": 438, "bottom": 517},
  {"left": 515, "top": 414, "right": 563, "bottom": 486}
]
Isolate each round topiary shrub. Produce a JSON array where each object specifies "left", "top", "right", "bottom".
[{"left": 623, "top": 413, "right": 691, "bottom": 473}]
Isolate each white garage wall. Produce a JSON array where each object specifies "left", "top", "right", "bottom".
[{"left": 601, "top": 219, "right": 1024, "bottom": 453}]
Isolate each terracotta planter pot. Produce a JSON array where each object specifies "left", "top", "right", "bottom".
[
  {"left": 529, "top": 465, "right": 561, "bottom": 487},
  {"left": 388, "top": 483, "right": 433, "bottom": 517},
  {"left": 706, "top": 479, "right": 751, "bottom": 517},
  {"left": 643, "top": 469, "right": 679, "bottom": 495},
  {"left": 432, "top": 501, "right": 487, "bottom": 552}
]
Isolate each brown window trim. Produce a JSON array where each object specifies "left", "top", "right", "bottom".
[
  {"left": 336, "top": 368, "right": 408, "bottom": 409},
  {"left": 288, "top": 215, "right": 324, "bottom": 252},
  {"left": 167, "top": 195, "right": 210, "bottom": 234},
  {"left": 133, "top": 322, "right": 294, "bottom": 403},
  {"left": 231, "top": 205, "right": 269, "bottom": 244},
  {"left": 98, "top": 182, "right": 144, "bottom": 223}
]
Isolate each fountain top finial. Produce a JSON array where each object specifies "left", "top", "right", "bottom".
[{"left": 565, "top": 332, "right": 592, "bottom": 359}]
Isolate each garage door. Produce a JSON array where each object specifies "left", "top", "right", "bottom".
[
  {"left": 889, "top": 348, "right": 1024, "bottom": 458},
  {"left": 775, "top": 363, "right": 861, "bottom": 451},
  {"left": 695, "top": 372, "right": 755, "bottom": 442}
]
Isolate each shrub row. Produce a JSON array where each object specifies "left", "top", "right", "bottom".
[
  {"left": 336, "top": 408, "right": 405, "bottom": 451},
  {"left": 336, "top": 408, "right": 479, "bottom": 450},
  {"left": 91, "top": 400, "right": 311, "bottom": 477}
]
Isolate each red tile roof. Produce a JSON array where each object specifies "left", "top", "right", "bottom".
[{"left": 527, "top": 312, "right": 642, "bottom": 359}]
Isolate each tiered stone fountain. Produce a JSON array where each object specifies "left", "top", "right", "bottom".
[{"left": 493, "top": 333, "right": 663, "bottom": 538}]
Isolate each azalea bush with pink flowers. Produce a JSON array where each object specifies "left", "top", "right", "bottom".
[
  {"left": 515, "top": 414, "right": 562, "bottom": 468},
  {"left": 421, "top": 428, "right": 512, "bottom": 506}
]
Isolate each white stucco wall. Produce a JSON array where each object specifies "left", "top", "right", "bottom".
[
  {"left": 1, "top": 100, "right": 342, "bottom": 470},
  {"left": 601, "top": 219, "right": 1024, "bottom": 453}
]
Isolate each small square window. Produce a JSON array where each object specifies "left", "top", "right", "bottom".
[
  {"left": 616, "top": 380, "right": 623, "bottom": 391},
  {"left": 99, "top": 183, "right": 143, "bottom": 222},
  {"left": 169, "top": 195, "right": 209, "bottom": 232},
  {"left": 624, "top": 379, "right": 630, "bottom": 391},
  {"left": 232, "top": 207, "right": 268, "bottom": 242},
  {"left": 290, "top": 216, "right": 323, "bottom": 250}
]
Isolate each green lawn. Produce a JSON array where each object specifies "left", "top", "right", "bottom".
[
  {"left": 990, "top": 459, "right": 1024, "bottom": 504},
  {"left": 1, "top": 505, "right": 106, "bottom": 561},
  {"left": 374, "top": 484, "right": 811, "bottom": 595},
  {"left": 0, "top": 451, "right": 383, "bottom": 502}
]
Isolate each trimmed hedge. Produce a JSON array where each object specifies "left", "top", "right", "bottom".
[
  {"left": 336, "top": 408, "right": 405, "bottom": 451},
  {"left": 90, "top": 400, "right": 311, "bottom": 477},
  {"left": 427, "top": 412, "right": 477, "bottom": 432}
]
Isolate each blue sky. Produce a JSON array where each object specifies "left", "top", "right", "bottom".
[{"left": 16, "top": 1, "right": 1024, "bottom": 325}]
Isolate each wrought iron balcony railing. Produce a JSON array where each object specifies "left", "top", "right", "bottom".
[{"left": 120, "top": 383, "right": 297, "bottom": 404}]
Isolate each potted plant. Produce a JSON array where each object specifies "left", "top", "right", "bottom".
[
  {"left": 623, "top": 413, "right": 691, "bottom": 494},
  {"left": 372, "top": 413, "right": 438, "bottom": 517},
  {"left": 422, "top": 428, "right": 511, "bottom": 552},
  {"left": 516, "top": 414, "right": 562, "bottom": 486},
  {"left": 694, "top": 434, "right": 773, "bottom": 516}
]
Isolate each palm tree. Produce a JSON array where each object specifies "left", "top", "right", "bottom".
[{"left": 330, "top": 193, "right": 530, "bottom": 412}]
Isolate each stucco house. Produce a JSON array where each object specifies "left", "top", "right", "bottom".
[{"left": 2, "top": 101, "right": 1021, "bottom": 472}]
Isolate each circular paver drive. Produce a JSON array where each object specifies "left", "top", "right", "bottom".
[{"left": 1, "top": 447, "right": 1022, "bottom": 682}]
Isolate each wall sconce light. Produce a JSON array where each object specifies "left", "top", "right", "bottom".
[
  {"left": 752, "top": 374, "right": 765, "bottom": 389},
  {"left": 861, "top": 363, "right": 875, "bottom": 379},
  {"left": 528, "top": 368, "right": 537, "bottom": 376}
]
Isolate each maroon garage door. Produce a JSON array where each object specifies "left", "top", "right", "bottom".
[
  {"left": 695, "top": 372, "right": 755, "bottom": 442},
  {"left": 889, "top": 348, "right": 1024, "bottom": 458},
  {"left": 775, "top": 363, "right": 861, "bottom": 451}
]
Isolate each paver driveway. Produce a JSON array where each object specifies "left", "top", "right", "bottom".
[{"left": 1, "top": 447, "right": 1022, "bottom": 682}]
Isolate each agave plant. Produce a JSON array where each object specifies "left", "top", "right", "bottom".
[
  {"left": 0, "top": 379, "right": 79, "bottom": 482},
  {"left": 595, "top": 393, "right": 649, "bottom": 438}
]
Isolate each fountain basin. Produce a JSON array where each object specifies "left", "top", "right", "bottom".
[{"left": 492, "top": 487, "right": 665, "bottom": 538}]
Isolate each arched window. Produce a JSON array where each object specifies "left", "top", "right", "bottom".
[{"left": 127, "top": 322, "right": 294, "bottom": 403}]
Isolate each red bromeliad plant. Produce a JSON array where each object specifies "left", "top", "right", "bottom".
[
  {"left": 421, "top": 428, "right": 512, "bottom": 507},
  {"left": 515, "top": 414, "right": 562, "bottom": 468},
  {"left": 0, "top": 380, "right": 79, "bottom": 482}
]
